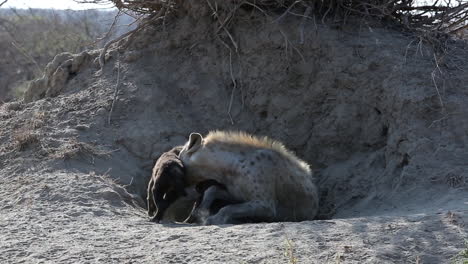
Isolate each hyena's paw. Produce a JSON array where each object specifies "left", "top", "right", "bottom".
[{"left": 204, "top": 214, "right": 229, "bottom": 225}]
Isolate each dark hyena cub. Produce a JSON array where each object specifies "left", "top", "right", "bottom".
[{"left": 147, "top": 146, "right": 186, "bottom": 222}]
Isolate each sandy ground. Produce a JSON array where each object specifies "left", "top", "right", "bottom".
[{"left": 0, "top": 171, "right": 466, "bottom": 264}]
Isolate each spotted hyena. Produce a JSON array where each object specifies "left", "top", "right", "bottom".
[{"left": 178, "top": 131, "right": 319, "bottom": 225}]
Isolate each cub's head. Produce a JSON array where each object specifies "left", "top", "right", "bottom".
[
  {"left": 179, "top": 133, "right": 204, "bottom": 165},
  {"left": 152, "top": 164, "right": 187, "bottom": 222}
]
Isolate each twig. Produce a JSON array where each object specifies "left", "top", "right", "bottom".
[
  {"left": 0, "top": 0, "right": 7, "bottom": 7},
  {"left": 205, "top": 0, "right": 241, "bottom": 124},
  {"left": 403, "top": 39, "right": 416, "bottom": 63},
  {"left": 321, "top": 0, "right": 333, "bottom": 24},
  {"left": 218, "top": 37, "right": 237, "bottom": 125},
  {"left": 223, "top": 27, "right": 238, "bottom": 52},
  {"left": 215, "top": 3, "right": 239, "bottom": 34},
  {"left": 227, "top": 49, "right": 236, "bottom": 125},
  {"left": 108, "top": 54, "right": 122, "bottom": 125},
  {"left": 431, "top": 70, "right": 445, "bottom": 112},
  {"left": 433, "top": 52, "right": 443, "bottom": 75},
  {"left": 236, "top": 50, "right": 244, "bottom": 109},
  {"left": 242, "top": 1, "right": 267, "bottom": 15},
  {"left": 205, "top": 0, "right": 239, "bottom": 51},
  {"left": 279, "top": 29, "right": 289, "bottom": 54},
  {"left": 299, "top": 6, "right": 312, "bottom": 45},
  {"left": 279, "top": 29, "right": 306, "bottom": 63},
  {"left": 415, "top": 37, "right": 424, "bottom": 57},
  {"left": 431, "top": 52, "right": 445, "bottom": 112},
  {"left": 428, "top": 114, "right": 450, "bottom": 128}
]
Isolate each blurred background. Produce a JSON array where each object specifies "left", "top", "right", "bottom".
[{"left": 0, "top": 0, "right": 134, "bottom": 102}]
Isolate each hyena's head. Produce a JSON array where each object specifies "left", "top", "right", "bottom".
[
  {"left": 152, "top": 166, "right": 186, "bottom": 220},
  {"left": 179, "top": 133, "right": 204, "bottom": 166}
]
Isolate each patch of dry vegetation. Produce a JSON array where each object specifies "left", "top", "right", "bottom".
[
  {"left": 49, "top": 138, "right": 114, "bottom": 162},
  {"left": 12, "top": 128, "right": 39, "bottom": 151},
  {"left": 284, "top": 237, "right": 298, "bottom": 264},
  {"left": 3, "top": 104, "right": 112, "bottom": 163}
]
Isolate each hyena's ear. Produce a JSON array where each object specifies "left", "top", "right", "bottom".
[{"left": 186, "top": 133, "right": 203, "bottom": 154}]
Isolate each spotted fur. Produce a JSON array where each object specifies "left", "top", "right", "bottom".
[{"left": 178, "top": 131, "right": 319, "bottom": 225}]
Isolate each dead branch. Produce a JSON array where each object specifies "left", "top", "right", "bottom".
[
  {"left": 108, "top": 54, "right": 121, "bottom": 125},
  {"left": 299, "top": 6, "right": 312, "bottom": 44},
  {"left": 89, "top": 0, "right": 468, "bottom": 40}
]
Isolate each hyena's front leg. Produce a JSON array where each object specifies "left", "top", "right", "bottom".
[
  {"left": 204, "top": 200, "right": 276, "bottom": 225},
  {"left": 185, "top": 184, "right": 239, "bottom": 224}
]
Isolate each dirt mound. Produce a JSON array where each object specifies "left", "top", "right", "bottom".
[{"left": 0, "top": 4, "right": 467, "bottom": 263}]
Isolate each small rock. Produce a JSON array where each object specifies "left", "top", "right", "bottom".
[{"left": 5, "top": 101, "right": 23, "bottom": 111}]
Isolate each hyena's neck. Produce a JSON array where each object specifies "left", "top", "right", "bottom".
[
  {"left": 186, "top": 149, "right": 240, "bottom": 186},
  {"left": 186, "top": 165, "right": 237, "bottom": 184}
]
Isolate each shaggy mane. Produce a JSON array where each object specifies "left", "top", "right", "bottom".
[{"left": 204, "top": 131, "right": 311, "bottom": 173}]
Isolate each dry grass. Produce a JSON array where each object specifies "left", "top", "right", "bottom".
[
  {"left": 31, "top": 111, "right": 48, "bottom": 129},
  {"left": 284, "top": 237, "right": 298, "bottom": 264},
  {"left": 445, "top": 171, "right": 466, "bottom": 188},
  {"left": 13, "top": 129, "right": 39, "bottom": 151},
  {"left": 90, "top": 170, "right": 146, "bottom": 208},
  {"left": 50, "top": 138, "right": 114, "bottom": 162}
]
